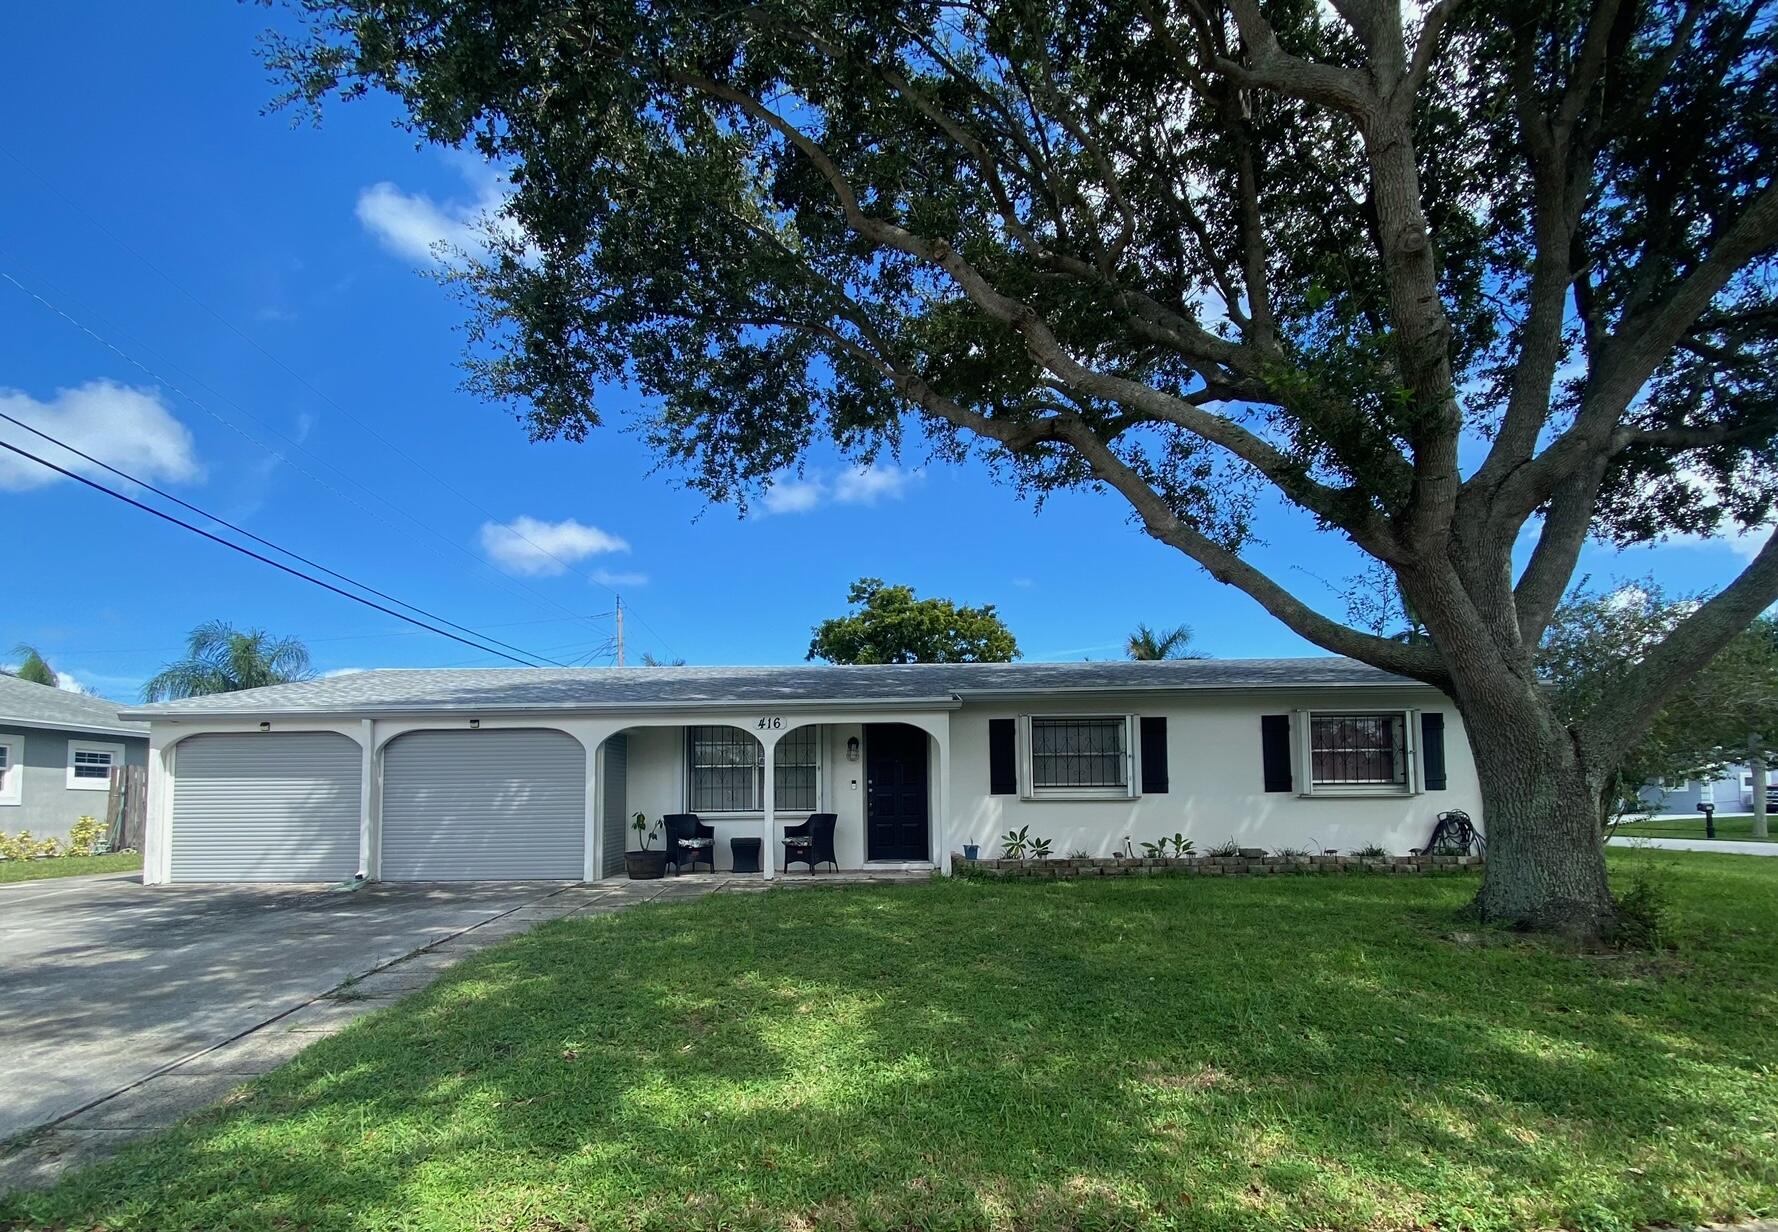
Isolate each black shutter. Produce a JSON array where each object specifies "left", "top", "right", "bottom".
[
  {"left": 988, "top": 718, "right": 1018, "bottom": 795},
  {"left": 1261, "top": 714, "right": 1293, "bottom": 793},
  {"left": 1421, "top": 712, "right": 1447, "bottom": 791},
  {"left": 1139, "top": 716, "right": 1168, "bottom": 793}
]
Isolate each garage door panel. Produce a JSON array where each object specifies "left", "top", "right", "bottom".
[
  {"left": 170, "top": 732, "right": 362, "bottom": 882},
  {"left": 381, "top": 729, "right": 584, "bottom": 880}
]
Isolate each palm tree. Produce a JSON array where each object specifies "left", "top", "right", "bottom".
[
  {"left": 1126, "top": 623, "right": 1207, "bottom": 661},
  {"left": 141, "top": 620, "right": 314, "bottom": 701},
  {"left": 7, "top": 644, "right": 58, "bottom": 687}
]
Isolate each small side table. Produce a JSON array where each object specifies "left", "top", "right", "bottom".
[{"left": 730, "top": 836, "right": 763, "bottom": 874}]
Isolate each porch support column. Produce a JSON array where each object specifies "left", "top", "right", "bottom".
[
  {"left": 934, "top": 722, "right": 952, "bottom": 875},
  {"left": 761, "top": 734, "right": 776, "bottom": 880}
]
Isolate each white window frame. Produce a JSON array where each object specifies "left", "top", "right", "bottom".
[
  {"left": 683, "top": 725, "right": 825, "bottom": 817},
  {"left": 0, "top": 736, "right": 20, "bottom": 807},
  {"left": 1295, "top": 709, "right": 1418, "bottom": 797},
  {"left": 67, "top": 740, "right": 124, "bottom": 791},
  {"left": 1019, "top": 713, "right": 1137, "bottom": 801}
]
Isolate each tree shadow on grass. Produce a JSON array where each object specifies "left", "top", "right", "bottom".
[{"left": 4, "top": 868, "right": 1776, "bottom": 1232}]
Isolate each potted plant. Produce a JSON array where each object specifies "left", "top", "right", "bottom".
[
  {"left": 625, "top": 812, "right": 666, "bottom": 879},
  {"left": 962, "top": 842, "right": 980, "bottom": 861}
]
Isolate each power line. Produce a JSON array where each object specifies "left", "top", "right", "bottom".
[
  {"left": 0, "top": 261, "right": 617, "bottom": 646},
  {"left": 0, "top": 439, "right": 558, "bottom": 668},
  {"left": 0, "top": 409, "right": 561, "bottom": 667},
  {"left": 0, "top": 157, "right": 677, "bottom": 655}
]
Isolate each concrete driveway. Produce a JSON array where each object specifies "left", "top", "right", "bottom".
[{"left": 0, "top": 872, "right": 569, "bottom": 1142}]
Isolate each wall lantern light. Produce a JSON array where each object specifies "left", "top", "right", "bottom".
[
  {"left": 846, "top": 736, "right": 861, "bottom": 762},
  {"left": 469, "top": 718, "right": 481, "bottom": 729},
  {"left": 258, "top": 721, "right": 271, "bottom": 732}
]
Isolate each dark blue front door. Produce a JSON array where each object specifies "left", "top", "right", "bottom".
[{"left": 865, "top": 724, "right": 930, "bottom": 861}]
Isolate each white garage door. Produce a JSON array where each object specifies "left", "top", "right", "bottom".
[
  {"left": 170, "top": 732, "right": 362, "bottom": 882},
  {"left": 380, "top": 729, "right": 585, "bottom": 880}
]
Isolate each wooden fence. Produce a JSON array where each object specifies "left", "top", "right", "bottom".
[{"left": 105, "top": 764, "right": 147, "bottom": 852}]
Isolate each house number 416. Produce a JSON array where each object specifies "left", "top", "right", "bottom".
[{"left": 755, "top": 717, "right": 784, "bottom": 730}]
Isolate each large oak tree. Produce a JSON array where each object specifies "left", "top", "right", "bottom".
[{"left": 269, "top": 0, "right": 1778, "bottom": 934}]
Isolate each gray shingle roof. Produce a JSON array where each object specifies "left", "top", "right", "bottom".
[
  {"left": 120, "top": 658, "right": 1422, "bottom": 720},
  {"left": 0, "top": 673, "right": 149, "bottom": 737}
]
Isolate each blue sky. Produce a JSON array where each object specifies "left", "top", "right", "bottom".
[{"left": 0, "top": 4, "right": 1756, "bottom": 701}]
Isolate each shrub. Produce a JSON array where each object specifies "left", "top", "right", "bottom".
[
  {"left": 32, "top": 836, "right": 62, "bottom": 859},
  {"left": 1351, "top": 843, "right": 1392, "bottom": 859},
  {"left": 66, "top": 816, "right": 105, "bottom": 857},
  {"left": 1027, "top": 835, "right": 1054, "bottom": 859},
  {"left": 1272, "top": 844, "right": 1312, "bottom": 858},
  {"left": 0, "top": 830, "right": 35, "bottom": 860},
  {"left": 1067, "top": 848, "right": 1091, "bottom": 860},
  {"left": 1205, "top": 838, "right": 1241, "bottom": 858},
  {"left": 1000, "top": 825, "right": 1030, "bottom": 859},
  {"left": 1612, "top": 864, "right": 1673, "bottom": 949}
]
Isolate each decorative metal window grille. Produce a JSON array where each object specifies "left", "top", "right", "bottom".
[
  {"left": 687, "top": 726, "right": 819, "bottom": 812},
  {"left": 774, "top": 728, "right": 819, "bottom": 812},
  {"left": 1309, "top": 714, "right": 1407, "bottom": 786},
  {"left": 72, "top": 749, "right": 113, "bottom": 780},
  {"left": 1030, "top": 717, "right": 1127, "bottom": 789}
]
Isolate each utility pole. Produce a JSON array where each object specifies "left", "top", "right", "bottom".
[
  {"left": 615, "top": 594, "right": 625, "bottom": 667},
  {"left": 1752, "top": 731, "right": 1769, "bottom": 839}
]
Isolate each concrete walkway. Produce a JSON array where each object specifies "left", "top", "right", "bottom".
[
  {"left": 1607, "top": 836, "right": 1778, "bottom": 855},
  {"left": 0, "top": 870, "right": 922, "bottom": 1193}
]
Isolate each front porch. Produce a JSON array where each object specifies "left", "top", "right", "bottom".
[{"left": 597, "top": 715, "right": 951, "bottom": 880}]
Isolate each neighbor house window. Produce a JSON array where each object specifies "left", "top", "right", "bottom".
[
  {"left": 1307, "top": 714, "right": 1409, "bottom": 790},
  {"left": 0, "top": 740, "right": 18, "bottom": 806},
  {"left": 1027, "top": 716, "right": 1130, "bottom": 795},
  {"left": 687, "top": 726, "right": 820, "bottom": 813},
  {"left": 67, "top": 741, "right": 123, "bottom": 791}
]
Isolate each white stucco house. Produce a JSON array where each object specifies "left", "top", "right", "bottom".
[
  {"left": 0, "top": 673, "right": 149, "bottom": 841},
  {"left": 117, "top": 658, "right": 1482, "bottom": 885}
]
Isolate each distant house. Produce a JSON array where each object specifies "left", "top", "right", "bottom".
[
  {"left": 120, "top": 658, "right": 1483, "bottom": 884},
  {"left": 1637, "top": 766, "right": 1753, "bottom": 815},
  {"left": 0, "top": 674, "right": 149, "bottom": 840}
]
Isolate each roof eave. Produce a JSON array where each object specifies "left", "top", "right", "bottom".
[
  {"left": 119, "top": 694, "right": 968, "bottom": 722},
  {"left": 0, "top": 715, "right": 150, "bottom": 739}
]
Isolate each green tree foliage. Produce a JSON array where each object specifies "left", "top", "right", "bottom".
[
  {"left": 263, "top": 0, "right": 1778, "bottom": 931},
  {"left": 808, "top": 579, "right": 1018, "bottom": 664},
  {"left": 141, "top": 621, "right": 315, "bottom": 701},
  {"left": 8, "top": 644, "right": 58, "bottom": 688},
  {"left": 1126, "top": 623, "right": 1206, "bottom": 660},
  {"left": 1539, "top": 584, "right": 1778, "bottom": 820}
]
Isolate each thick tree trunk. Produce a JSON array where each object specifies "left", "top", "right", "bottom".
[{"left": 1452, "top": 672, "right": 1618, "bottom": 935}]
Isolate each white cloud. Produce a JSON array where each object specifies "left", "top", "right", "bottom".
[
  {"left": 834, "top": 464, "right": 918, "bottom": 505},
  {"left": 479, "top": 516, "right": 630, "bottom": 576},
  {"left": 590, "top": 568, "right": 649, "bottom": 587},
  {"left": 0, "top": 381, "right": 201, "bottom": 493},
  {"left": 356, "top": 156, "right": 527, "bottom": 267},
  {"left": 1659, "top": 466, "right": 1777, "bottom": 560},
  {"left": 761, "top": 478, "right": 827, "bottom": 515},
  {"left": 759, "top": 465, "right": 920, "bottom": 516}
]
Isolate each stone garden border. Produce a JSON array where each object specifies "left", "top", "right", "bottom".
[{"left": 955, "top": 850, "right": 1484, "bottom": 879}]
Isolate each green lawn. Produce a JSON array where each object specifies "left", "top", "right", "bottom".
[
  {"left": 4, "top": 851, "right": 1775, "bottom": 1232},
  {"left": 0, "top": 850, "right": 141, "bottom": 884},
  {"left": 1616, "top": 813, "right": 1778, "bottom": 843}
]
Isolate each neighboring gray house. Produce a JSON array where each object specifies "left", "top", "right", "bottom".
[
  {"left": 1637, "top": 765, "right": 1753, "bottom": 815},
  {"left": 0, "top": 674, "right": 149, "bottom": 841}
]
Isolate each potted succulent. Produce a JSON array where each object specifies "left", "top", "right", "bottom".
[
  {"left": 625, "top": 812, "right": 666, "bottom": 880},
  {"left": 962, "top": 842, "right": 981, "bottom": 861}
]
